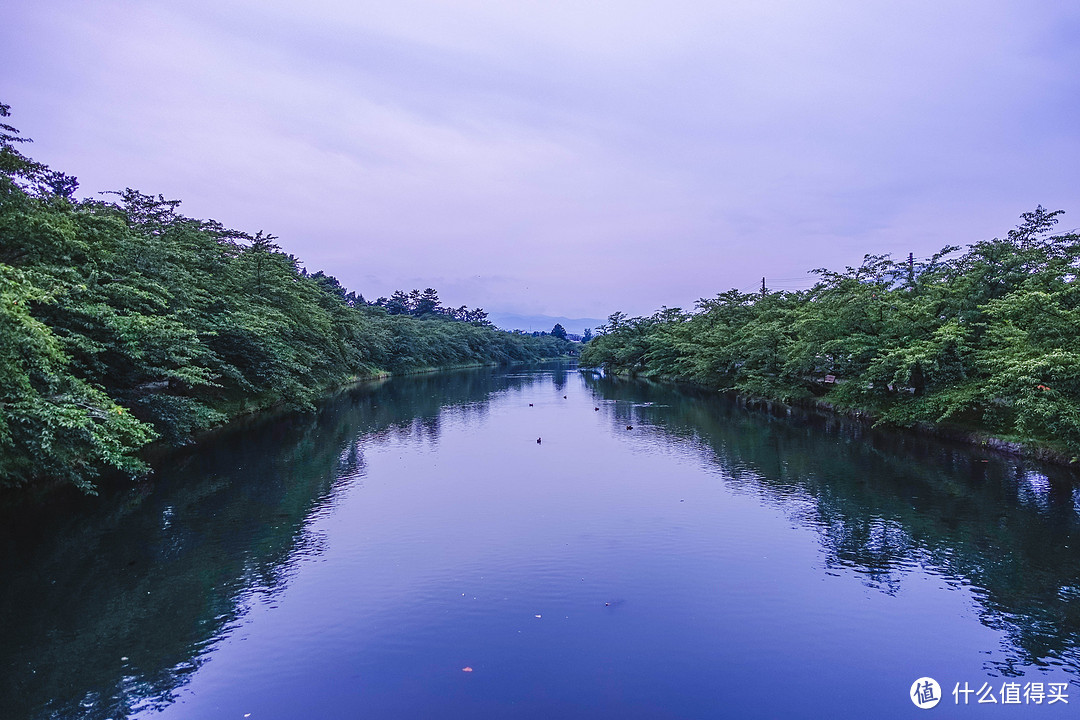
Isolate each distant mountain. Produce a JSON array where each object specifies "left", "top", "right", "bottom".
[{"left": 485, "top": 312, "right": 607, "bottom": 337}]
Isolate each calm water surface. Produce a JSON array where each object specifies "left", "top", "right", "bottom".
[{"left": 2, "top": 365, "right": 1080, "bottom": 718}]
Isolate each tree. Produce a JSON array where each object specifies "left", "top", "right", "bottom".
[
  {"left": 384, "top": 290, "right": 411, "bottom": 315},
  {"left": 551, "top": 323, "right": 567, "bottom": 340},
  {"left": 245, "top": 230, "right": 280, "bottom": 296},
  {"left": 465, "top": 307, "right": 490, "bottom": 325},
  {"left": 582, "top": 327, "right": 593, "bottom": 343},
  {"left": 0, "top": 102, "right": 45, "bottom": 184},
  {"left": 413, "top": 288, "right": 442, "bottom": 316}
]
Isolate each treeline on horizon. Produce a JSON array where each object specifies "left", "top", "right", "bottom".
[
  {"left": 581, "top": 208, "right": 1080, "bottom": 459},
  {"left": 0, "top": 103, "right": 572, "bottom": 493}
]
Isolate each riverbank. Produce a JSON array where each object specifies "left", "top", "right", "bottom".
[
  {"left": 1, "top": 358, "right": 574, "bottom": 505},
  {"left": 147, "top": 358, "right": 564, "bottom": 454},
  {"left": 738, "top": 391, "right": 1079, "bottom": 468},
  {"left": 589, "top": 368, "right": 1080, "bottom": 470}
]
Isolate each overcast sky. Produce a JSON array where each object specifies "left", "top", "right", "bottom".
[{"left": 3, "top": 0, "right": 1078, "bottom": 318}]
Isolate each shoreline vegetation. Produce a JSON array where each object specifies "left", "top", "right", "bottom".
[
  {"left": 580, "top": 208, "right": 1080, "bottom": 469},
  {"left": 592, "top": 370, "right": 1079, "bottom": 468},
  {"left": 0, "top": 104, "right": 573, "bottom": 495}
]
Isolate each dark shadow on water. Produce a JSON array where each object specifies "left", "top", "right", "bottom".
[
  {"left": 0, "top": 366, "right": 543, "bottom": 720},
  {"left": 585, "top": 374, "right": 1080, "bottom": 679}
]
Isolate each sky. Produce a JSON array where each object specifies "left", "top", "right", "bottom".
[{"left": 2, "top": 0, "right": 1078, "bottom": 321}]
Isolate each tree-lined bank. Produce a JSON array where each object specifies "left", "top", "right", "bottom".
[
  {"left": 0, "top": 104, "right": 571, "bottom": 493},
  {"left": 581, "top": 208, "right": 1080, "bottom": 461}
]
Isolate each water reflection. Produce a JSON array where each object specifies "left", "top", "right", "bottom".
[
  {"left": 1, "top": 366, "right": 1078, "bottom": 719},
  {"left": 0, "top": 367, "right": 541, "bottom": 720},
  {"left": 584, "top": 374, "right": 1080, "bottom": 677}
]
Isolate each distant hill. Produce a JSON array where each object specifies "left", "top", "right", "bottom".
[{"left": 486, "top": 312, "right": 606, "bottom": 337}]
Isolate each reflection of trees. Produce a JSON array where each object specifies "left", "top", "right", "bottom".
[
  {"left": 552, "top": 364, "right": 568, "bottom": 393},
  {"left": 0, "top": 366, "right": 542, "bottom": 720},
  {"left": 7, "top": 362, "right": 1073, "bottom": 718},
  {"left": 584, "top": 374, "right": 1080, "bottom": 675}
]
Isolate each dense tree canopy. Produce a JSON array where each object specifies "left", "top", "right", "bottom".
[
  {"left": 373, "top": 287, "right": 490, "bottom": 323},
  {"left": 581, "top": 208, "right": 1080, "bottom": 459},
  {"left": 0, "top": 105, "right": 571, "bottom": 492}
]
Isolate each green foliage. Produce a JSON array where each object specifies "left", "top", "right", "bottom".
[
  {"left": 0, "top": 104, "right": 572, "bottom": 492},
  {"left": 0, "top": 265, "right": 157, "bottom": 491},
  {"left": 581, "top": 208, "right": 1080, "bottom": 457}
]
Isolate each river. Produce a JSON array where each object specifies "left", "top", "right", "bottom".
[{"left": 2, "top": 364, "right": 1079, "bottom": 718}]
